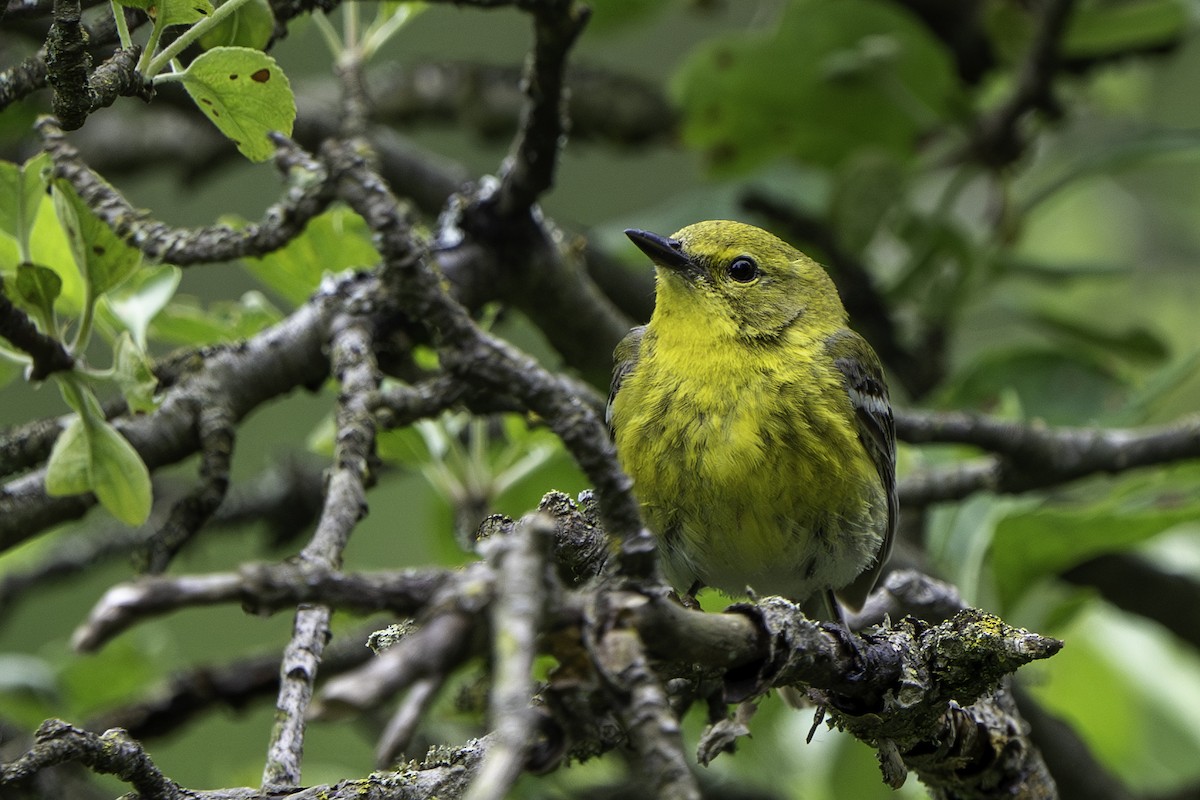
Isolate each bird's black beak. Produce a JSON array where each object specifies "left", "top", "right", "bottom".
[{"left": 625, "top": 229, "right": 693, "bottom": 274}]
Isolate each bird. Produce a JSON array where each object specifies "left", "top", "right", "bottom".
[{"left": 607, "top": 220, "right": 895, "bottom": 620}]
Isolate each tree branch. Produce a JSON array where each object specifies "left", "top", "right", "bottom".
[
  {"left": 261, "top": 309, "right": 380, "bottom": 790},
  {"left": 137, "top": 399, "right": 235, "bottom": 573},
  {"left": 321, "top": 136, "right": 652, "bottom": 577},
  {"left": 0, "top": 719, "right": 182, "bottom": 800},
  {"left": 969, "top": 0, "right": 1076, "bottom": 167},
  {"left": 895, "top": 409, "right": 1200, "bottom": 503},
  {"left": 38, "top": 117, "right": 336, "bottom": 265},
  {"left": 85, "top": 626, "right": 378, "bottom": 741},
  {"left": 0, "top": 275, "right": 76, "bottom": 380},
  {"left": 462, "top": 514, "right": 551, "bottom": 800}
]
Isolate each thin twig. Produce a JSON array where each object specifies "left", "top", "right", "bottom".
[
  {"left": 895, "top": 409, "right": 1200, "bottom": 502},
  {"left": 0, "top": 275, "right": 75, "bottom": 380},
  {"left": 37, "top": 118, "right": 335, "bottom": 265},
  {"left": 262, "top": 312, "right": 379, "bottom": 790},
  {"left": 138, "top": 399, "right": 235, "bottom": 573},
  {"left": 322, "top": 138, "right": 653, "bottom": 579},
  {"left": 970, "top": 0, "right": 1077, "bottom": 166},
  {"left": 464, "top": 514, "right": 553, "bottom": 800}
]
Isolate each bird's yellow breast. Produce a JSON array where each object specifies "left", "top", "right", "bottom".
[{"left": 610, "top": 317, "right": 883, "bottom": 601}]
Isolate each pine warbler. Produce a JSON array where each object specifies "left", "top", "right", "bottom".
[{"left": 608, "top": 220, "right": 895, "bottom": 615}]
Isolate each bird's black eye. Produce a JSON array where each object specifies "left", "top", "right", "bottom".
[{"left": 727, "top": 256, "right": 759, "bottom": 283}]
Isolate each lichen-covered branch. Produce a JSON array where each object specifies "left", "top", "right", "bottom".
[
  {"left": 320, "top": 137, "right": 652, "bottom": 577},
  {"left": 0, "top": 719, "right": 183, "bottom": 800},
  {"left": 49, "top": 492, "right": 1061, "bottom": 800},
  {"left": 462, "top": 514, "right": 552, "bottom": 800},
  {"left": 137, "top": 399, "right": 235, "bottom": 573},
  {"left": 494, "top": 0, "right": 588, "bottom": 217},
  {"left": 262, "top": 308, "right": 380, "bottom": 790},
  {"left": 38, "top": 118, "right": 335, "bottom": 265}
]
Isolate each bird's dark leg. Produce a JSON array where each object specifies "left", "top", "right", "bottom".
[
  {"left": 674, "top": 580, "right": 704, "bottom": 610},
  {"left": 823, "top": 589, "right": 866, "bottom": 678}
]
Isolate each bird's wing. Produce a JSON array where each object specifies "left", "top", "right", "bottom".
[
  {"left": 825, "top": 328, "right": 897, "bottom": 610},
  {"left": 606, "top": 325, "right": 646, "bottom": 431}
]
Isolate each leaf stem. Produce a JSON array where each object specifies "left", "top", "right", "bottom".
[
  {"left": 343, "top": 0, "right": 359, "bottom": 51},
  {"left": 71, "top": 284, "right": 96, "bottom": 356},
  {"left": 361, "top": 2, "right": 424, "bottom": 61},
  {"left": 144, "top": 0, "right": 255, "bottom": 76},
  {"left": 312, "top": 11, "right": 342, "bottom": 57},
  {"left": 111, "top": 0, "right": 133, "bottom": 49},
  {"left": 136, "top": 18, "right": 167, "bottom": 75}
]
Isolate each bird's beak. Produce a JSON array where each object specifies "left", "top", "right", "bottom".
[{"left": 625, "top": 229, "right": 694, "bottom": 276}]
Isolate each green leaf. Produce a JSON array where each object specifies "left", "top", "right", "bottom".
[
  {"left": 89, "top": 419, "right": 153, "bottom": 525},
  {"left": 112, "top": 332, "right": 159, "bottom": 414},
  {"left": 45, "top": 381, "right": 153, "bottom": 525},
  {"left": 0, "top": 162, "right": 21, "bottom": 240},
  {"left": 45, "top": 416, "right": 92, "bottom": 496},
  {"left": 150, "top": 290, "right": 282, "bottom": 345},
  {"left": 241, "top": 208, "right": 379, "bottom": 305},
  {"left": 376, "top": 425, "right": 433, "bottom": 465},
  {"left": 673, "top": 0, "right": 956, "bottom": 172},
  {"left": 992, "top": 504, "right": 1200, "bottom": 608},
  {"left": 198, "top": 0, "right": 274, "bottom": 50},
  {"left": 27, "top": 197, "right": 85, "bottom": 313},
  {"left": 51, "top": 180, "right": 143, "bottom": 297},
  {"left": 0, "top": 154, "right": 48, "bottom": 245},
  {"left": 1063, "top": 0, "right": 1186, "bottom": 59},
  {"left": 14, "top": 262, "right": 62, "bottom": 320},
  {"left": 938, "top": 348, "right": 1126, "bottom": 424},
  {"left": 828, "top": 150, "right": 906, "bottom": 253},
  {"left": 0, "top": 233, "right": 18, "bottom": 279},
  {"left": 101, "top": 263, "right": 182, "bottom": 349},
  {"left": 155, "top": 0, "right": 214, "bottom": 27},
  {"left": 180, "top": 47, "right": 296, "bottom": 162},
  {"left": 1026, "top": 307, "right": 1169, "bottom": 366}
]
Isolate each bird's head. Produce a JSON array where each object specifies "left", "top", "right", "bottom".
[{"left": 625, "top": 220, "right": 847, "bottom": 341}]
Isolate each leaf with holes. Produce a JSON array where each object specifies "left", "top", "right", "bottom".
[
  {"left": 180, "top": 47, "right": 295, "bottom": 162},
  {"left": 156, "top": 0, "right": 213, "bottom": 27}
]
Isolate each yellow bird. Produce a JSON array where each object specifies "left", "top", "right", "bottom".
[{"left": 608, "top": 220, "right": 895, "bottom": 617}]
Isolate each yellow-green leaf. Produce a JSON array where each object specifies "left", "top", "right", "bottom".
[
  {"left": 14, "top": 262, "right": 62, "bottom": 320},
  {"left": 241, "top": 208, "right": 379, "bottom": 305},
  {"left": 112, "top": 332, "right": 160, "bottom": 414},
  {"left": 51, "top": 179, "right": 143, "bottom": 297},
  {"left": 89, "top": 420, "right": 152, "bottom": 525},
  {"left": 155, "top": 0, "right": 213, "bottom": 27},
  {"left": 45, "top": 416, "right": 92, "bottom": 496},
  {"left": 198, "top": 0, "right": 274, "bottom": 50},
  {"left": 180, "top": 47, "right": 296, "bottom": 162}
]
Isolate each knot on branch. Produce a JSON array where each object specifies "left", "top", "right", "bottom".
[{"left": 89, "top": 47, "right": 154, "bottom": 109}]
